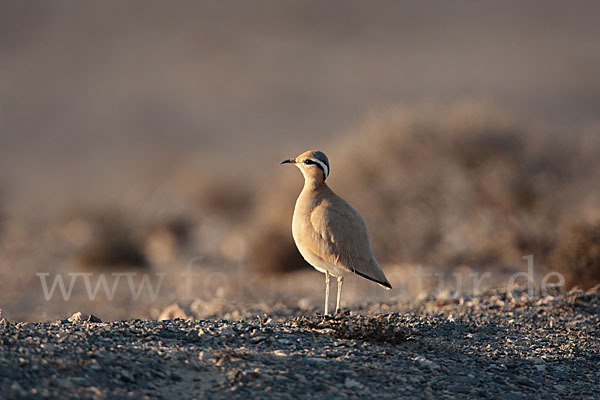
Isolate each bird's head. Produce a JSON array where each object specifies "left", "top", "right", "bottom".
[{"left": 281, "top": 150, "right": 330, "bottom": 182}]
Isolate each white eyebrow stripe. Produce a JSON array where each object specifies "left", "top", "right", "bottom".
[{"left": 308, "top": 158, "right": 328, "bottom": 179}]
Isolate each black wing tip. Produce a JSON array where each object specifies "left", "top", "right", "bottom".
[{"left": 355, "top": 270, "right": 392, "bottom": 289}]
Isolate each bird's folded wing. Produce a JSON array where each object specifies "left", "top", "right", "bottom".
[{"left": 307, "top": 197, "right": 389, "bottom": 285}]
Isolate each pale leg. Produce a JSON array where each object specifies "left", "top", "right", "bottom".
[
  {"left": 336, "top": 276, "right": 344, "bottom": 313},
  {"left": 324, "top": 271, "right": 331, "bottom": 315}
]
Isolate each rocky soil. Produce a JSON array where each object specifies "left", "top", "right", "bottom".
[{"left": 1, "top": 286, "right": 599, "bottom": 399}]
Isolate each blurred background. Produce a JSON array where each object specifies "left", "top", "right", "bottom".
[{"left": 1, "top": 0, "right": 600, "bottom": 321}]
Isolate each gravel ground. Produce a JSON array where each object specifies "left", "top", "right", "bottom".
[{"left": 1, "top": 286, "right": 599, "bottom": 399}]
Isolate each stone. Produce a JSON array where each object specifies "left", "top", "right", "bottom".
[
  {"left": 198, "top": 351, "right": 215, "bottom": 362},
  {"left": 67, "top": 312, "right": 102, "bottom": 323},
  {"left": 586, "top": 283, "right": 600, "bottom": 294},
  {"left": 88, "top": 314, "right": 102, "bottom": 323},
  {"left": 158, "top": 303, "right": 193, "bottom": 321},
  {"left": 344, "top": 378, "right": 363, "bottom": 390},
  {"left": 68, "top": 312, "right": 88, "bottom": 322},
  {"left": 219, "top": 326, "right": 235, "bottom": 336},
  {"left": 71, "top": 377, "right": 89, "bottom": 386},
  {"left": 170, "top": 372, "right": 183, "bottom": 381},
  {"left": 448, "top": 384, "right": 470, "bottom": 394},
  {"left": 413, "top": 356, "right": 440, "bottom": 370},
  {"left": 119, "top": 370, "right": 134, "bottom": 383}
]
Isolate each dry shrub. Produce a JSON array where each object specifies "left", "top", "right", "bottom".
[
  {"left": 250, "top": 102, "right": 600, "bottom": 272},
  {"left": 248, "top": 225, "right": 309, "bottom": 274},
  {"left": 76, "top": 211, "right": 149, "bottom": 270},
  {"left": 331, "top": 104, "right": 567, "bottom": 267},
  {"left": 154, "top": 216, "right": 193, "bottom": 246},
  {"left": 246, "top": 169, "right": 308, "bottom": 273},
  {"left": 294, "top": 313, "right": 411, "bottom": 344},
  {"left": 144, "top": 216, "right": 193, "bottom": 264},
  {"left": 197, "top": 179, "right": 254, "bottom": 221},
  {"left": 551, "top": 222, "right": 600, "bottom": 289}
]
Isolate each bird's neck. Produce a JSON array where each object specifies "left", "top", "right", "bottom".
[{"left": 302, "top": 177, "right": 327, "bottom": 192}]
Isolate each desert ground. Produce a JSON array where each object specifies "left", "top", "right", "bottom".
[{"left": 2, "top": 286, "right": 600, "bottom": 399}]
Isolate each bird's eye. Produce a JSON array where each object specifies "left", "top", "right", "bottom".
[{"left": 303, "top": 159, "right": 312, "bottom": 164}]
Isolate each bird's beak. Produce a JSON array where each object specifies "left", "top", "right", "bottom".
[{"left": 280, "top": 158, "right": 295, "bottom": 165}]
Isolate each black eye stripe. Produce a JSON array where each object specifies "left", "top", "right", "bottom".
[{"left": 303, "top": 158, "right": 328, "bottom": 179}]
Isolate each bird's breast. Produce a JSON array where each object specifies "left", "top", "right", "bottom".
[{"left": 291, "top": 192, "right": 351, "bottom": 278}]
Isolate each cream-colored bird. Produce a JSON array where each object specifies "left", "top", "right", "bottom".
[{"left": 281, "top": 150, "right": 391, "bottom": 315}]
